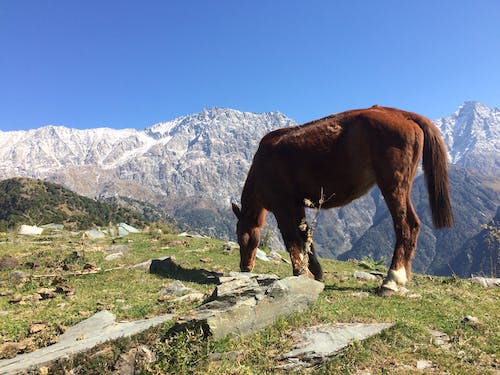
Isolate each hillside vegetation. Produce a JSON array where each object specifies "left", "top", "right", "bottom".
[
  {"left": 0, "top": 178, "right": 148, "bottom": 231},
  {"left": 0, "top": 229, "right": 498, "bottom": 374}
]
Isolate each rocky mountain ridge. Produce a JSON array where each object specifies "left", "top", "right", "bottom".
[{"left": 0, "top": 103, "right": 498, "bottom": 276}]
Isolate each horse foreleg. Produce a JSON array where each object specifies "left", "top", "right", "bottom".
[
  {"left": 298, "top": 220, "right": 323, "bottom": 280},
  {"left": 274, "top": 208, "right": 317, "bottom": 280}
]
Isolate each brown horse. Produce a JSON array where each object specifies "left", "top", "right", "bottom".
[{"left": 232, "top": 105, "right": 454, "bottom": 295}]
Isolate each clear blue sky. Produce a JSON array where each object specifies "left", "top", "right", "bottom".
[{"left": 0, "top": 1, "right": 498, "bottom": 131}]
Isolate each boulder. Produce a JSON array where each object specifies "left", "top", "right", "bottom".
[
  {"left": 277, "top": 322, "right": 394, "bottom": 369},
  {"left": 171, "top": 273, "right": 324, "bottom": 339},
  {"left": 0, "top": 311, "right": 174, "bottom": 374}
]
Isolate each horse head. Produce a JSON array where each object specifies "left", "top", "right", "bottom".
[{"left": 232, "top": 202, "right": 261, "bottom": 272}]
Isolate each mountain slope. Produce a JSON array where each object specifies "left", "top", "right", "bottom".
[
  {"left": 0, "top": 178, "right": 147, "bottom": 231},
  {"left": 434, "top": 101, "right": 499, "bottom": 175}
]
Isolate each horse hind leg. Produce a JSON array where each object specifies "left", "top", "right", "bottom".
[{"left": 379, "top": 191, "right": 420, "bottom": 295}]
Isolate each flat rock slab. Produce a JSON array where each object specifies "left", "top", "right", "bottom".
[
  {"left": 0, "top": 310, "right": 175, "bottom": 375},
  {"left": 172, "top": 273, "right": 324, "bottom": 339},
  {"left": 278, "top": 322, "right": 394, "bottom": 369}
]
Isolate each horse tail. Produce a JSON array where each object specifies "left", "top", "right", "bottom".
[{"left": 411, "top": 114, "right": 454, "bottom": 228}]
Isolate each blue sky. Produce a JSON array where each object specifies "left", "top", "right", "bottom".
[{"left": 0, "top": 1, "right": 498, "bottom": 131}]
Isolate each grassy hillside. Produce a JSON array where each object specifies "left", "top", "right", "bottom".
[
  {"left": 0, "top": 178, "right": 148, "bottom": 231},
  {"left": 0, "top": 230, "right": 498, "bottom": 374}
]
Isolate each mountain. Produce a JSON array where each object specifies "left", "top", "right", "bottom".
[
  {"left": 0, "top": 177, "right": 148, "bottom": 231},
  {"left": 434, "top": 101, "right": 499, "bottom": 175},
  {"left": 0, "top": 103, "right": 498, "bottom": 276}
]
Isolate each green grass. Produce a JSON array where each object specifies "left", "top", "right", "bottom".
[{"left": 0, "top": 230, "right": 499, "bottom": 374}]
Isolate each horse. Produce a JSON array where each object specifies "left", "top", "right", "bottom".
[{"left": 232, "top": 105, "right": 454, "bottom": 295}]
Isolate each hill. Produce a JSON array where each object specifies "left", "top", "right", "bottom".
[
  {"left": 0, "top": 231, "right": 498, "bottom": 374},
  {"left": 0, "top": 178, "right": 148, "bottom": 231}
]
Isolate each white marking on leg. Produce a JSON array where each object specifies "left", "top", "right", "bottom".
[
  {"left": 388, "top": 268, "right": 408, "bottom": 285},
  {"left": 382, "top": 267, "right": 408, "bottom": 291}
]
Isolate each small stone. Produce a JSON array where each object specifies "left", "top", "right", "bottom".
[
  {"left": 354, "top": 270, "right": 377, "bottom": 281},
  {"left": 105, "top": 252, "right": 124, "bottom": 261},
  {"left": 461, "top": 315, "right": 480, "bottom": 325},
  {"left": 38, "top": 366, "right": 49, "bottom": 375},
  {"left": 416, "top": 360, "right": 433, "bottom": 370},
  {"left": 0, "top": 290, "right": 13, "bottom": 297},
  {"left": 350, "top": 291, "right": 369, "bottom": 299},
  {"left": 159, "top": 280, "right": 193, "bottom": 297},
  {"left": 429, "top": 329, "right": 451, "bottom": 348},
  {"left": 200, "top": 257, "right": 212, "bottom": 263},
  {"left": 173, "top": 292, "right": 206, "bottom": 303}
]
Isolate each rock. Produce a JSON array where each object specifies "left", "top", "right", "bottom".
[
  {"left": 429, "top": 329, "right": 451, "bottom": 349},
  {"left": 268, "top": 251, "right": 291, "bottom": 264},
  {"left": 0, "top": 256, "right": 20, "bottom": 271},
  {"left": 105, "top": 252, "right": 124, "bottom": 261},
  {"left": 159, "top": 280, "right": 193, "bottom": 297},
  {"left": 470, "top": 277, "right": 500, "bottom": 288},
  {"left": 461, "top": 315, "right": 480, "bottom": 325},
  {"left": 255, "top": 249, "right": 270, "bottom": 262},
  {"left": 416, "top": 360, "right": 433, "bottom": 370},
  {"left": 279, "top": 323, "right": 394, "bottom": 369},
  {"left": 158, "top": 281, "right": 204, "bottom": 303},
  {"left": 354, "top": 270, "right": 378, "bottom": 281},
  {"left": 172, "top": 292, "right": 206, "bottom": 303},
  {"left": 0, "top": 311, "right": 174, "bottom": 374},
  {"left": 172, "top": 273, "right": 324, "bottom": 339},
  {"left": 350, "top": 291, "right": 370, "bottom": 299}
]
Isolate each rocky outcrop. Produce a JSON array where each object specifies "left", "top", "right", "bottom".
[
  {"left": 171, "top": 272, "right": 324, "bottom": 339},
  {"left": 0, "top": 310, "right": 175, "bottom": 375}
]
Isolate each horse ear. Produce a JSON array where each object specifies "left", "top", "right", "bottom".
[{"left": 231, "top": 202, "right": 241, "bottom": 219}]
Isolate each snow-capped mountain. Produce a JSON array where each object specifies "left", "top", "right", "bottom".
[
  {"left": 0, "top": 103, "right": 498, "bottom": 276},
  {"left": 434, "top": 101, "right": 499, "bottom": 174},
  {"left": 0, "top": 108, "right": 295, "bottom": 206}
]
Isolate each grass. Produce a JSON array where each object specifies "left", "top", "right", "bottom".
[{"left": 0, "top": 230, "right": 499, "bottom": 374}]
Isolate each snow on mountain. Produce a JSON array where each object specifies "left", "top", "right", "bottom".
[
  {"left": 434, "top": 101, "right": 499, "bottom": 174},
  {"left": 0, "top": 108, "right": 295, "bottom": 206},
  {"left": 0, "top": 103, "right": 497, "bottom": 253}
]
